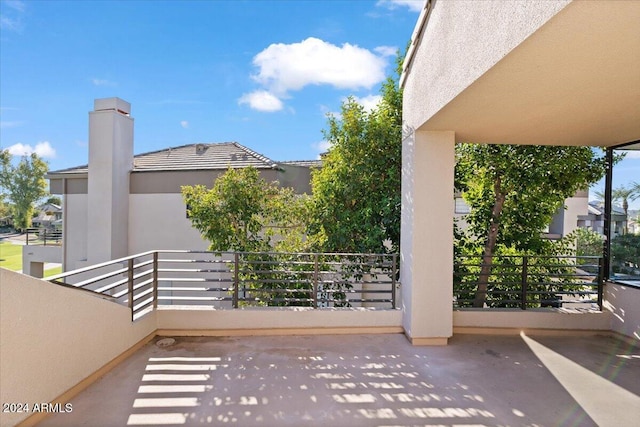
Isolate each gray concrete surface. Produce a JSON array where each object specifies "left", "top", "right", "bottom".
[{"left": 38, "top": 333, "right": 639, "bottom": 427}]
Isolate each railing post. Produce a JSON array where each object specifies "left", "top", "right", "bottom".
[
  {"left": 520, "top": 256, "right": 528, "bottom": 310},
  {"left": 44, "top": 230, "right": 47, "bottom": 246},
  {"left": 153, "top": 252, "right": 158, "bottom": 309},
  {"left": 597, "top": 256, "right": 604, "bottom": 310},
  {"left": 26, "top": 229, "right": 30, "bottom": 246},
  {"left": 233, "top": 252, "right": 239, "bottom": 308},
  {"left": 127, "top": 258, "right": 134, "bottom": 321},
  {"left": 313, "top": 254, "right": 319, "bottom": 308},
  {"left": 391, "top": 254, "right": 397, "bottom": 309}
]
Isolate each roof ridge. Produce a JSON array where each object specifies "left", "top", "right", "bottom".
[
  {"left": 133, "top": 142, "right": 235, "bottom": 159},
  {"left": 231, "top": 141, "right": 278, "bottom": 168}
]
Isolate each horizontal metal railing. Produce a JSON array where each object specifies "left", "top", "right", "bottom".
[
  {"left": 25, "top": 228, "right": 62, "bottom": 246},
  {"left": 47, "top": 250, "right": 398, "bottom": 320},
  {"left": 453, "top": 255, "right": 603, "bottom": 310}
]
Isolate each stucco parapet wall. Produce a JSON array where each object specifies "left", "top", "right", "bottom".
[
  {"left": 453, "top": 308, "right": 611, "bottom": 334},
  {"left": 156, "top": 306, "right": 403, "bottom": 334},
  {"left": 0, "top": 269, "right": 156, "bottom": 427}
]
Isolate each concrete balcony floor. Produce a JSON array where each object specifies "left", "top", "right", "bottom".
[{"left": 39, "top": 333, "right": 639, "bottom": 427}]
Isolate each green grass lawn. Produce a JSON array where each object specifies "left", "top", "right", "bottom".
[
  {"left": 0, "top": 241, "right": 22, "bottom": 271},
  {"left": 0, "top": 241, "right": 61, "bottom": 276}
]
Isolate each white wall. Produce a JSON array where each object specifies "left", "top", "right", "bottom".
[
  {"left": 22, "top": 245, "right": 62, "bottom": 277},
  {"left": 128, "top": 193, "right": 209, "bottom": 253},
  {"left": 87, "top": 99, "right": 133, "bottom": 264},
  {"left": 0, "top": 269, "right": 156, "bottom": 426},
  {"left": 453, "top": 309, "right": 611, "bottom": 333},
  {"left": 400, "top": 129, "right": 455, "bottom": 344},
  {"left": 157, "top": 306, "right": 402, "bottom": 333},
  {"left": 64, "top": 193, "right": 88, "bottom": 271},
  {"left": 604, "top": 283, "right": 640, "bottom": 342},
  {"left": 403, "top": 0, "right": 570, "bottom": 131}
]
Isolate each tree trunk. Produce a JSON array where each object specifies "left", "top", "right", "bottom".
[
  {"left": 623, "top": 198, "right": 628, "bottom": 235},
  {"left": 473, "top": 178, "right": 506, "bottom": 307}
]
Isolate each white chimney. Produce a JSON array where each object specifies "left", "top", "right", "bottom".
[{"left": 86, "top": 97, "right": 133, "bottom": 263}]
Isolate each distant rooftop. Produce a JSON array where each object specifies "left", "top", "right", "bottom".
[{"left": 48, "top": 142, "right": 317, "bottom": 176}]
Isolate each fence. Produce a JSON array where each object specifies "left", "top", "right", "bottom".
[
  {"left": 454, "top": 255, "right": 603, "bottom": 310},
  {"left": 25, "top": 228, "right": 62, "bottom": 246},
  {"left": 47, "top": 250, "right": 398, "bottom": 320}
]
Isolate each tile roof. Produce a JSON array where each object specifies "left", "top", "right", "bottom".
[
  {"left": 280, "top": 160, "right": 322, "bottom": 167},
  {"left": 49, "top": 142, "right": 281, "bottom": 175}
]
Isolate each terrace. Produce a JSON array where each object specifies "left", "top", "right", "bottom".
[
  {"left": 2, "top": 1, "right": 640, "bottom": 426},
  {"left": 37, "top": 334, "right": 640, "bottom": 427},
  {"left": 1, "top": 247, "right": 638, "bottom": 426}
]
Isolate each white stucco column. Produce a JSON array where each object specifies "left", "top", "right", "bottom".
[
  {"left": 400, "top": 129, "right": 455, "bottom": 345},
  {"left": 87, "top": 98, "right": 133, "bottom": 264}
]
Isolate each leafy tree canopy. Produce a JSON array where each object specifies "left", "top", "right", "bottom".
[
  {"left": 307, "top": 53, "right": 402, "bottom": 254},
  {"left": 455, "top": 144, "right": 607, "bottom": 306},
  {"left": 0, "top": 150, "right": 48, "bottom": 230},
  {"left": 456, "top": 144, "right": 607, "bottom": 254},
  {"left": 182, "top": 166, "right": 307, "bottom": 253}
]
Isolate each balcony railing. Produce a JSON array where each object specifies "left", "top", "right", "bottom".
[
  {"left": 25, "top": 228, "right": 62, "bottom": 246},
  {"left": 47, "top": 250, "right": 398, "bottom": 320},
  {"left": 454, "top": 255, "right": 604, "bottom": 310}
]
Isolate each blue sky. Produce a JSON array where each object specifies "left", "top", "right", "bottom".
[
  {"left": 0, "top": 0, "right": 421, "bottom": 168},
  {"left": 1, "top": 0, "right": 637, "bottom": 208}
]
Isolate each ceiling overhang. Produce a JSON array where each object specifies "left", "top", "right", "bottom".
[{"left": 421, "top": 1, "right": 640, "bottom": 147}]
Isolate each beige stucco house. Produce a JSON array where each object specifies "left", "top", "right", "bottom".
[{"left": 41, "top": 98, "right": 318, "bottom": 273}]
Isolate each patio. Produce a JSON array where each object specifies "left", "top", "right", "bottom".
[{"left": 38, "top": 333, "right": 639, "bottom": 427}]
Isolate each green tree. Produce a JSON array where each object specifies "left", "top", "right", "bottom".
[
  {"left": 455, "top": 144, "right": 607, "bottom": 307},
  {"left": 594, "top": 185, "right": 640, "bottom": 234},
  {"left": 610, "top": 234, "right": 640, "bottom": 276},
  {"left": 182, "top": 166, "right": 309, "bottom": 306},
  {"left": 308, "top": 53, "right": 402, "bottom": 254},
  {"left": 0, "top": 151, "right": 49, "bottom": 230},
  {"left": 182, "top": 166, "right": 306, "bottom": 252},
  {"left": 0, "top": 193, "right": 11, "bottom": 221},
  {"left": 44, "top": 196, "right": 62, "bottom": 206}
]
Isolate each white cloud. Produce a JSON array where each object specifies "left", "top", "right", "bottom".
[
  {"left": 180, "top": 120, "right": 189, "bottom": 129},
  {"left": 623, "top": 150, "right": 640, "bottom": 159},
  {"left": 353, "top": 95, "right": 382, "bottom": 113},
  {"left": 0, "top": 15, "right": 21, "bottom": 32},
  {"left": 91, "top": 78, "right": 117, "bottom": 87},
  {"left": 374, "top": 46, "right": 398, "bottom": 57},
  {"left": 251, "top": 37, "right": 388, "bottom": 95},
  {"left": 6, "top": 141, "right": 56, "bottom": 158},
  {"left": 5, "top": 1, "right": 26, "bottom": 12},
  {"left": 0, "top": 120, "right": 25, "bottom": 129},
  {"left": 312, "top": 140, "right": 332, "bottom": 158},
  {"left": 377, "top": 0, "right": 425, "bottom": 12},
  {"left": 0, "top": 1, "right": 26, "bottom": 32},
  {"left": 238, "top": 90, "right": 284, "bottom": 112}
]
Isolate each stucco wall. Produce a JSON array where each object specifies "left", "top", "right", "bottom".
[
  {"left": 128, "top": 193, "right": 209, "bottom": 253},
  {"left": 453, "top": 309, "right": 611, "bottom": 333},
  {"left": 0, "top": 269, "right": 156, "bottom": 426},
  {"left": 156, "top": 306, "right": 402, "bottom": 332},
  {"left": 22, "top": 245, "right": 62, "bottom": 277},
  {"left": 64, "top": 193, "right": 88, "bottom": 271},
  {"left": 403, "top": 0, "right": 571, "bottom": 131},
  {"left": 604, "top": 283, "right": 640, "bottom": 342}
]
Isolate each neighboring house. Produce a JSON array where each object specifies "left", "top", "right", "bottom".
[
  {"left": 31, "top": 203, "right": 63, "bottom": 230},
  {"left": 454, "top": 189, "right": 589, "bottom": 240},
  {"left": 577, "top": 201, "right": 627, "bottom": 237},
  {"left": 46, "top": 98, "right": 319, "bottom": 273}
]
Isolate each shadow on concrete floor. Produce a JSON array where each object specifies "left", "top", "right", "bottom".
[{"left": 39, "top": 333, "right": 639, "bottom": 427}]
